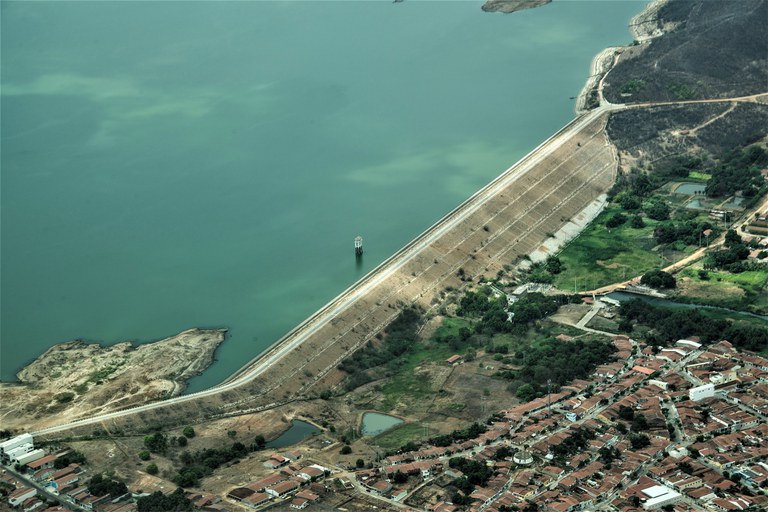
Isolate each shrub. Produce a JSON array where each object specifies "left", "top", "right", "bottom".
[{"left": 640, "top": 270, "right": 676, "bottom": 289}]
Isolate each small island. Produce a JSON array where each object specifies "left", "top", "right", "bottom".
[{"left": 482, "top": 0, "right": 551, "bottom": 14}]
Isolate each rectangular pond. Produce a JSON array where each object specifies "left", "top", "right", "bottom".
[{"left": 361, "top": 412, "right": 403, "bottom": 436}]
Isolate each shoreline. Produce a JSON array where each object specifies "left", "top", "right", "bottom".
[
  {"left": 575, "top": 0, "right": 668, "bottom": 114},
  {"left": 629, "top": 0, "right": 669, "bottom": 42}
]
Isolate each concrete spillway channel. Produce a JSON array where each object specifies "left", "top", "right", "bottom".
[{"left": 34, "top": 108, "right": 618, "bottom": 438}]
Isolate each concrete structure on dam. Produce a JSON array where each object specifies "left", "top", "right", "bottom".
[{"left": 34, "top": 108, "right": 618, "bottom": 438}]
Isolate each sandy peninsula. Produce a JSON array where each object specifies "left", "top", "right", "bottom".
[{"left": 0, "top": 328, "right": 226, "bottom": 432}]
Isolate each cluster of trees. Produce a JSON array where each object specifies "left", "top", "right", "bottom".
[
  {"left": 476, "top": 293, "right": 563, "bottom": 336},
  {"left": 496, "top": 337, "right": 616, "bottom": 402},
  {"left": 523, "top": 256, "right": 565, "bottom": 284},
  {"left": 640, "top": 270, "right": 676, "bottom": 289},
  {"left": 618, "top": 406, "right": 651, "bottom": 432},
  {"left": 88, "top": 474, "right": 128, "bottom": 499},
  {"left": 54, "top": 450, "right": 86, "bottom": 469},
  {"left": 653, "top": 218, "right": 718, "bottom": 246},
  {"left": 598, "top": 446, "right": 622, "bottom": 465},
  {"left": 449, "top": 457, "right": 494, "bottom": 496},
  {"left": 629, "top": 433, "right": 651, "bottom": 450},
  {"left": 551, "top": 427, "right": 596, "bottom": 460},
  {"left": 428, "top": 422, "right": 487, "bottom": 448},
  {"left": 137, "top": 488, "right": 192, "bottom": 512},
  {"left": 705, "top": 146, "right": 768, "bottom": 199},
  {"left": 173, "top": 438, "right": 266, "bottom": 487},
  {"left": 337, "top": 306, "right": 422, "bottom": 390},
  {"left": 619, "top": 299, "right": 768, "bottom": 352},
  {"left": 705, "top": 229, "right": 756, "bottom": 273},
  {"left": 143, "top": 433, "right": 168, "bottom": 454}
]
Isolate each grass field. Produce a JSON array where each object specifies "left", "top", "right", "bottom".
[
  {"left": 553, "top": 207, "right": 665, "bottom": 290},
  {"left": 688, "top": 171, "right": 712, "bottom": 181},
  {"left": 676, "top": 267, "right": 768, "bottom": 314},
  {"left": 379, "top": 342, "right": 455, "bottom": 411},
  {"left": 371, "top": 422, "right": 425, "bottom": 451},
  {"left": 433, "top": 317, "right": 472, "bottom": 339}
]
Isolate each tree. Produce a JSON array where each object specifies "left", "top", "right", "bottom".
[
  {"left": 182, "top": 426, "right": 195, "bottom": 438},
  {"left": 144, "top": 433, "right": 168, "bottom": 454},
  {"left": 724, "top": 229, "right": 742, "bottom": 247},
  {"left": 356, "top": 458, "right": 365, "bottom": 468},
  {"left": 146, "top": 463, "right": 159, "bottom": 475},
  {"left": 618, "top": 405, "right": 635, "bottom": 421},
  {"left": 545, "top": 256, "right": 563, "bottom": 275},
  {"left": 631, "top": 413, "right": 649, "bottom": 432},
  {"left": 54, "top": 451, "right": 86, "bottom": 469},
  {"left": 137, "top": 488, "right": 192, "bottom": 512},
  {"left": 629, "top": 433, "right": 650, "bottom": 450},
  {"left": 177, "top": 436, "right": 188, "bottom": 447},
  {"left": 392, "top": 470, "right": 408, "bottom": 484},
  {"left": 138, "top": 450, "right": 151, "bottom": 461},
  {"left": 630, "top": 215, "right": 645, "bottom": 228},
  {"left": 88, "top": 474, "right": 128, "bottom": 499},
  {"left": 645, "top": 201, "right": 670, "bottom": 221},
  {"left": 340, "top": 445, "right": 352, "bottom": 455},
  {"left": 640, "top": 270, "right": 676, "bottom": 289},
  {"left": 606, "top": 213, "right": 628, "bottom": 228},
  {"left": 253, "top": 435, "right": 266, "bottom": 449},
  {"left": 516, "top": 384, "right": 537, "bottom": 402}
]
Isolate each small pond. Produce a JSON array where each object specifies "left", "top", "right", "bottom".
[
  {"left": 685, "top": 199, "right": 706, "bottom": 210},
  {"left": 723, "top": 197, "right": 744, "bottom": 209},
  {"left": 675, "top": 183, "right": 706, "bottom": 195},
  {"left": 361, "top": 412, "right": 404, "bottom": 436},
  {"left": 265, "top": 420, "right": 321, "bottom": 449}
]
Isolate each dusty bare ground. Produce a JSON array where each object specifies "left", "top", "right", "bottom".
[
  {"left": 41, "top": 111, "right": 617, "bottom": 439},
  {"left": 1, "top": 328, "right": 225, "bottom": 432}
]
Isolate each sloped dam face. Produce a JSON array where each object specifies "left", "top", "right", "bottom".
[{"left": 38, "top": 111, "right": 617, "bottom": 438}]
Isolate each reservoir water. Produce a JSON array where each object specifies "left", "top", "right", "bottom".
[
  {"left": 1, "top": 1, "right": 644, "bottom": 391},
  {"left": 265, "top": 420, "right": 321, "bottom": 449},
  {"left": 361, "top": 412, "right": 404, "bottom": 436}
]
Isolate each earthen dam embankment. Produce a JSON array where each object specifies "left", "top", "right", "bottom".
[{"left": 35, "top": 107, "right": 618, "bottom": 438}]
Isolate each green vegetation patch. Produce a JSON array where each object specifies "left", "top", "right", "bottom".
[
  {"left": 676, "top": 267, "right": 768, "bottom": 314},
  {"left": 687, "top": 171, "right": 712, "bottom": 181},
  {"left": 553, "top": 207, "right": 663, "bottom": 290},
  {"left": 372, "top": 422, "right": 425, "bottom": 451},
  {"left": 379, "top": 344, "right": 454, "bottom": 411},
  {"left": 619, "top": 300, "right": 768, "bottom": 353}
]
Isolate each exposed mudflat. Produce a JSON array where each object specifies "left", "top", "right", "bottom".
[{"left": 0, "top": 328, "right": 226, "bottom": 431}]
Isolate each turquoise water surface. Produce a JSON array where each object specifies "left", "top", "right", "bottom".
[{"left": 1, "top": 1, "right": 643, "bottom": 391}]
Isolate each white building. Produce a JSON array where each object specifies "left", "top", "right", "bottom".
[
  {"left": 689, "top": 383, "right": 715, "bottom": 402},
  {"left": 15, "top": 449, "right": 46, "bottom": 466},
  {"left": 9, "top": 487, "right": 37, "bottom": 507},
  {"left": 0, "top": 434, "right": 33, "bottom": 460},
  {"left": 676, "top": 339, "right": 702, "bottom": 349},
  {"left": 641, "top": 484, "right": 682, "bottom": 509},
  {"left": 6, "top": 444, "right": 35, "bottom": 464}
]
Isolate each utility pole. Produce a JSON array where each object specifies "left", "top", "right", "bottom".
[{"left": 547, "top": 379, "right": 552, "bottom": 413}]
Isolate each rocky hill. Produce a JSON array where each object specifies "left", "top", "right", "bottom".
[{"left": 604, "top": 0, "right": 768, "bottom": 103}]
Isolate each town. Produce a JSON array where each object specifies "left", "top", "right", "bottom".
[{"left": 3, "top": 329, "right": 767, "bottom": 512}]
